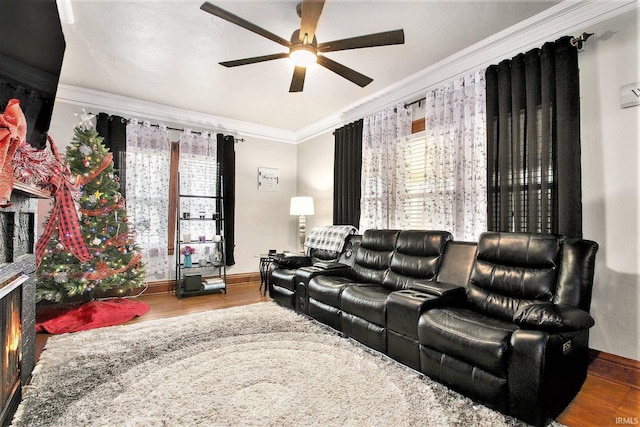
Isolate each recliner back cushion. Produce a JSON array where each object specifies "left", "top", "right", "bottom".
[
  {"left": 310, "top": 248, "right": 340, "bottom": 263},
  {"left": 351, "top": 229, "right": 400, "bottom": 285},
  {"left": 338, "top": 235, "right": 362, "bottom": 267},
  {"left": 436, "top": 241, "right": 478, "bottom": 287},
  {"left": 554, "top": 238, "right": 598, "bottom": 310},
  {"left": 467, "top": 232, "right": 562, "bottom": 321},
  {"left": 383, "top": 230, "right": 452, "bottom": 290}
]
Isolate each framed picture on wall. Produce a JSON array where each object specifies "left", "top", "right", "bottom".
[
  {"left": 620, "top": 82, "right": 640, "bottom": 108},
  {"left": 258, "top": 167, "right": 279, "bottom": 191}
]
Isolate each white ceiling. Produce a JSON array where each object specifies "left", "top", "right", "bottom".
[{"left": 58, "top": 0, "right": 560, "bottom": 134}]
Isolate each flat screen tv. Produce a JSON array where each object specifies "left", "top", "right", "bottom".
[{"left": 0, "top": 0, "right": 66, "bottom": 149}]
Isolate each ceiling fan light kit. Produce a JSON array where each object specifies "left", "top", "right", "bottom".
[
  {"left": 289, "top": 28, "right": 318, "bottom": 68},
  {"left": 289, "top": 45, "right": 317, "bottom": 68},
  {"left": 200, "top": 0, "right": 405, "bottom": 93}
]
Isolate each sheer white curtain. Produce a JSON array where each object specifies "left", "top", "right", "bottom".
[
  {"left": 178, "top": 130, "right": 218, "bottom": 261},
  {"left": 359, "top": 103, "right": 413, "bottom": 231},
  {"left": 422, "top": 70, "right": 487, "bottom": 241},
  {"left": 125, "top": 119, "right": 171, "bottom": 278}
]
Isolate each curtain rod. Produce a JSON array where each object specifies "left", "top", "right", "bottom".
[
  {"left": 144, "top": 122, "right": 245, "bottom": 142},
  {"left": 402, "top": 33, "right": 591, "bottom": 110},
  {"left": 91, "top": 112, "right": 245, "bottom": 142},
  {"left": 404, "top": 97, "right": 426, "bottom": 109}
]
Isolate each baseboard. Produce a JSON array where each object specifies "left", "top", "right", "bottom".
[
  {"left": 144, "top": 272, "right": 261, "bottom": 295},
  {"left": 588, "top": 349, "right": 640, "bottom": 389},
  {"left": 225, "top": 272, "right": 261, "bottom": 285}
]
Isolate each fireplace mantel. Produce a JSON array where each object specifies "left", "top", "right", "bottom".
[{"left": 12, "top": 181, "right": 51, "bottom": 200}]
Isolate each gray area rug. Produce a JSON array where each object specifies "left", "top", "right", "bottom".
[{"left": 13, "top": 302, "right": 559, "bottom": 426}]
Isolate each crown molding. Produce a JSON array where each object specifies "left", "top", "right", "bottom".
[
  {"left": 296, "top": 0, "right": 638, "bottom": 142},
  {"left": 55, "top": 0, "right": 637, "bottom": 145},
  {"left": 55, "top": 84, "right": 298, "bottom": 143},
  {"left": 294, "top": 110, "right": 345, "bottom": 142}
]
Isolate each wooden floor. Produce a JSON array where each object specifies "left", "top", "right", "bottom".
[{"left": 36, "top": 281, "right": 638, "bottom": 427}]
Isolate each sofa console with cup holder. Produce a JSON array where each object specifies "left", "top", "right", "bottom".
[
  {"left": 268, "top": 226, "right": 361, "bottom": 309},
  {"left": 273, "top": 229, "right": 598, "bottom": 426}
]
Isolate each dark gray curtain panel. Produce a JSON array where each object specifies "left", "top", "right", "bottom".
[
  {"left": 96, "top": 113, "right": 127, "bottom": 197},
  {"left": 485, "top": 36, "right": 582, "bottom": 238},
  {"left": 217, "top": 133, "right": 235, "bottom": 266},
  {"left": 333, "top": 119, "right": 363, "bottom": 228}
]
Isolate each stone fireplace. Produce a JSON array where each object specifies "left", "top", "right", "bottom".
[{"left": 0, "top": 186, "right": 42, "bottom": 425}]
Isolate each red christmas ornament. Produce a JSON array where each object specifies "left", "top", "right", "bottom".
[
  {"left": 101, "top": 199, "right": 107, "bottom": 204},
  {"left": 82, "top": 158, "right": 90, "bottom": 167},
  {"left": 123, "top": 217, "right": 128, "bottom": 222}
]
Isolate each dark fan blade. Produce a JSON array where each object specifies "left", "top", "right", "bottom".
[
  {"left": 316, "top": 55, "right": 373, "bottom": 87},
  {"left": 317, "top": 29, "right": 404, "bottom": 52},
  {"left": 289, "top": 66, "right": 307, "bottom": 92},
  {"left": 220, "top": 53, "right": 289, "bottom": 67},
  {"left": 299, "top": 0, "right": 325, "bottom": 43},
  {"left": 201, "top": 2, "right": 291, "bottom": 48}
]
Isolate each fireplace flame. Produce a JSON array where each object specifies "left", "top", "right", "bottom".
[
  {"left": 6, "top": 297, "right": 21, "bottom": 354},
  {"left": 1, "top": 274, "right": 27, "bottom": 425}
]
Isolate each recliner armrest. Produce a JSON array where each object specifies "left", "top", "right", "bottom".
[
  {"left": 313, "top": 261, "right": 349, "bottom": 270},
  {"left": 272, "top": 254, "right": 313, "bottom": 269},
  {"left": 509, "top": 328, "right": 591, "bottom": 425},
  {"left": 408, "top": 280, "right": 466, "bottom": 299},
  {"left": 296, "top": 265, "right": 351, "bottom": 284},
  {"left": 294, "top": 265, "right": 352, "bottom": 315},
  {"left": 512, "top": 303, "right": 595, "bottom": 332}
]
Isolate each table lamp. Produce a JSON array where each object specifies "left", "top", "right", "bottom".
[{"left": 290, "top": 196, "right": 314, "bottom": 253}]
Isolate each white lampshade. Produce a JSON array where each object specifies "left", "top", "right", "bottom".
[{"left": 290, "top": 196, "right": 314, "bottom": 216}]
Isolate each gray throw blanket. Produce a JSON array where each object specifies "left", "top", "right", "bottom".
[{"left": 304, "top": 225, "right": 358, "bottom": 253}]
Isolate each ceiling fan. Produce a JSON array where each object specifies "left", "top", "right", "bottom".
[{"left": 200, "top": 0, "right": 405, "bottom": 92}]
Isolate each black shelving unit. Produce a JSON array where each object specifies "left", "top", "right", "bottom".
[{"left": 175, "top": 173, "right": 226, "bottom": 298}]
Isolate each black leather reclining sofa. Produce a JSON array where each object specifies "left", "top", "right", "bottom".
[{"left": 268, "top": 229, "right": 598, "bottom": 426}]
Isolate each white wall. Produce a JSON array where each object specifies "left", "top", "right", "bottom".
[
  {"left": 296, "top": 9, "right": 640, "bottom": 362},
  {"left": 234, "top": 135, "right": 299, "bottom": 267},
  {"left": 296, "top": 131, "right": 334, "bottom": 230},
  {"left": 579, "top": 9, "right": 639, "bottom": 361},
  {"left": 47, "top": 101, "right": 299, "bottom": 276}
]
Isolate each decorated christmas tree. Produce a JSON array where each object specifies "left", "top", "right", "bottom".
[{"left": 36, "top": 114, "right": 144, "bottom": 302}]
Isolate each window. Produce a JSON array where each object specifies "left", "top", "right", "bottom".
[
  {"left": 488, "top": 107, "right": 554, "bottom": 234},
  {"left": 405, "top": 131, "right": 459, "bottom": 229},
  {"left": 177, "top": 131, "right": 220, "bottom": 245},
  {"left": 405, "top": 132, "right": 427, "bottom": 228},
  {"left": 359, "top": 104, "right": 413, "bottom": 230},
  {"left": 125, "top": 121, "right": 172, "bottom": 278}
]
